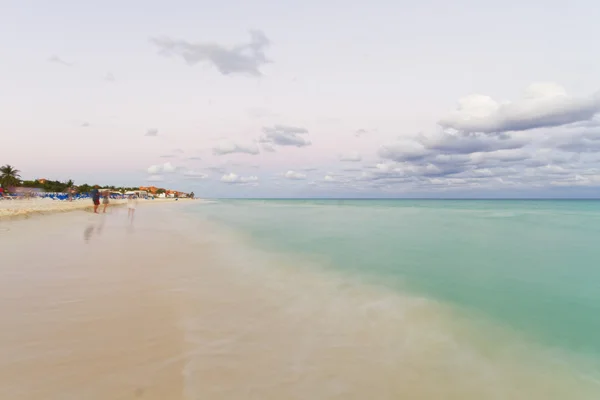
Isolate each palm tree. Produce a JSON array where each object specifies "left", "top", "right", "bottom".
[{"left": 0, "top": 164, "right": 21, "bottom": 190}]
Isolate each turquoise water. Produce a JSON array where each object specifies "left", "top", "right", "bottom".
[{"left": 190, "top": 199, "right": 600, "bottom": 361}]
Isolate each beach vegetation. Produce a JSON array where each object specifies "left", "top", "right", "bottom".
[
  {"left": 1, "top": 165, "right": 144, "bottom": 194},
  {"left": 0, "top": 164, "right": 21, "bottom": 189}
]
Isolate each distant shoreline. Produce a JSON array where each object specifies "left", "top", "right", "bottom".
[{"left": 0, "top": 198, "right": 195, "bottom": 221}]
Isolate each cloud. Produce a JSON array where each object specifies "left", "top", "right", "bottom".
[
  {"left": 220, "top": 173, "right": 259, "bottom": 184},
  {"left": 182, "top": 170, "right": 208, "bottom": 179},
  {"left": 48, "top": 55, "right": 73, "bottom": 66},
  {"left": 355, "top": 128, "right": 368, "bottom": 137},
  {"left": 555, "top": 131, "right": 600, "bottom": 153},
  {"left": 284, "top": 171, "right": 306, "bottom": 180},
  {"left": 81, "top": 122, "right": 90, "bottom": 127},
  {"left": 147, "top": 175, "right": 164, "bottom": 182},
  {"left": 150, "top": 30, "right": 271, "bottom": 76},
  {"left": 339, "top": 152, "right": 362, "bottom": 162},
  {"left": 147, "top": 162, "right": 177, "bottom": 174},
  {"left": 260, "top": 125, "right": 311, "bottom": 147},
  {"left": 213, "top": 141, "right": 260, "bottom": 155},
  {"left": 207, "top": 166, "right": 226, "bottom": 174},
  {"left": 439, "top": 83, "right": 600, "bottom": 133},
  {"left": 248, "top": 107, "right": 279, "bottom": 119},
  {"left": 261, "top": 143, "right": 276, "bottom": 152},
  {"left": 187, "top": 156, "right": 202, "bottom": 161},
  {"left": 145, "top": 128, "right": 158, "bottom": 137},
  {"left": 104, "top": 72, "right": 116, "bottom": 82},
  {"left": 419, "top": 130, "right": 527, "bottom": 154},
  {"left": 378, "top": 140, "right": 431, "bottom": 162},
  {"left": 173, "top": 148, "right": 184, "bottom": 154},
  {"left": 324, "top": 175, "right": 337, "bottom": 182}
]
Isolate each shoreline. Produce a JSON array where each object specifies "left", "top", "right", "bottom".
[
  {"left": 2, "top": 205, "right": 600, "bottom": 399},
  {"left": 0, "top": 198, "right": 196, "bottom": 221}
]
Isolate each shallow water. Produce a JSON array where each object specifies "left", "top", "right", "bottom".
[
  {"left": 192, "top": 199, "right": 600, "bottom": 357},
  {"left": 1, "top": 202, "right": 600, "bottom": 399}
]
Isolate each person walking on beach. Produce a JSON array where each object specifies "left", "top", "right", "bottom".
[
  {"left": 102, "top": 190, "right": 110, "bottom": 213},
  {"left": 91, "top": 186, "right": 100, "bottom": 213},
  {"left": 127, "top": 194, "right": 137, "bottom": 222}
]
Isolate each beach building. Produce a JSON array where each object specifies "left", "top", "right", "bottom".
[{"left": 139, "top": 186, "right": 161, "bottom": 194}]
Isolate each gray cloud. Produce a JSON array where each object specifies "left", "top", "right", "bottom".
[
  {"left": 81, "top": 122, "right": 90, "bottom": 127},
  {"left": 187, "top": 156, "right": 202, "bottom": 161},
  {"left": 359, "top": 85, "right": 600, "bottom": 193},
  {"left": 355, "top": 128, "right": 368, "bottom": 137},
  {"left": 420, "top": 131, "right": 528, "bottom": 154},
  {"left": 104, "top": 72, "right": 116, "bottom": 82},
  {"left": 260, "top": 125, "right": 311, "bottom": 147},
  {"left": 48, "top": 55, "right": 73, "bottom": 67},
  {"left": 145, "top": 128, "right": 158, "bottom": 137},
  {"left": 151, "top": 30, "right": 270, "bottom": 76},
  {"left": 556, "top": 131, "right": 600, "bottom": 153},
  {"left": 439, "top": 83, "right": 600, "bottom": 134},
  {"left": 261, "top": 143, "right": 276, "bottom": 152},
  {"left": 213, "top": 142, "right": 260, "bottom": 155}
]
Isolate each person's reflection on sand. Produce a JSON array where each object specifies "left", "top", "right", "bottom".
[
  {"left": 83, "top": 214, "right": 106, "bottom": 243},
  {"left": 83, "top": 225, "right": 94, "bottom": 243}
]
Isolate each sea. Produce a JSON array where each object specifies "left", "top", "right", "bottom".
[{"left": 182, "top": 199, "right": 600, "bottom": 398}]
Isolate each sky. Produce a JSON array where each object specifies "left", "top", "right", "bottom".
[{"left": 2, "top": 0, "right": 600, "bottom": 198}]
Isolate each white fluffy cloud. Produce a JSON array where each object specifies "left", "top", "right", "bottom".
[
  {"left": 213, "top": 142, "right": 260, "bottom": 155},
  {"left": 284, "top": 171, "right": 306, "bottom": 180},
  {"left": 439, "top": 83, "right": 600, "bottom": 133},
  {"left": 220, "top": 173, "right": 259, "bottom": 184},
  {"left": 147, "top": 162, "right": 177, "bottom": 174},
  {"left": 342, "top": 83, "right": 600, "bottom": 194}
]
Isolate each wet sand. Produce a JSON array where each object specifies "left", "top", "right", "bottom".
[
  {"left": 0, "top": 207, "right": 189, "bottom": 399},
  {"left": 1, "top": 205, "right": 599, "bottom": 399},
  {"left": 0, "top": 197, "right": 193, "bottom": 220}
]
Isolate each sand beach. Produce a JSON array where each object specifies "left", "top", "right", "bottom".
[{"left": 0, "top": 197, "right": 190, "bottom": 220}]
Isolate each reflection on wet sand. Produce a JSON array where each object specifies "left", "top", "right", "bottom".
[{"left": 83, "top": 215, "right": 105, "bottom": 243}]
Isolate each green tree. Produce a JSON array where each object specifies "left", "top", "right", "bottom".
[
  {"left": 0, "top": 164, "right": 21, "bottom": 190},
  {"left": 78, "top": 184, "right": 92, "bottom": 194}
]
